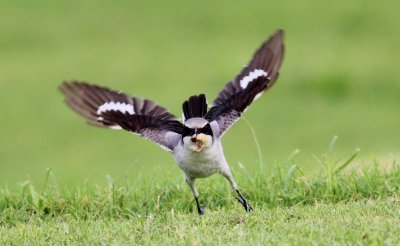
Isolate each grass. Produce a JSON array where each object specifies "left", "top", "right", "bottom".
[
  {"left": 1, "top": 198, "right": 400, "bottom": 244},
  {"left": 1, "top": 0, "right": 400, "bottom": 185},
  {"left": 1, "top": 147, "right": 399, "bottom": 244}
]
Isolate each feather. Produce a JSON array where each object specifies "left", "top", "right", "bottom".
[{"left": 182, "top": 94, "right": 207, "bottom": 120}]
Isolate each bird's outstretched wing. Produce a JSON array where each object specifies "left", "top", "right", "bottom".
[
  {"left": 205, "top": 29, "right": 285, "bottom": 137},
  {"left": 59, "top": 81, "right": 183, "bottom": 151}
]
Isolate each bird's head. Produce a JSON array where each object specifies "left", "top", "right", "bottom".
[{"left": 182, "top": 118, "right": 213, "bottom": 152}]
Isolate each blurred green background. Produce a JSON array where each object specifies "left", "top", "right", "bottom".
[{"left": 1, "top": 0, "right": 399, "bottom": 187}]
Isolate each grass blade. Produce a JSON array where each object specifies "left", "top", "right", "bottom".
[
  {"left": 285, "top": 164, "right": 297, "bottom": 191},
  {"left": 333, "top": 148, "right": 360, "bottom": 175},
  {"left": 328, "top": 135, "right": 338, "bottom": 154},
  {"left": 242, "top": 117, "right": 264, "bottom": 172}
]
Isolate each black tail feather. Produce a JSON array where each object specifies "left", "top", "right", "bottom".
[{"left": 182, "top": 94, "right": 207, "bottom": 120}]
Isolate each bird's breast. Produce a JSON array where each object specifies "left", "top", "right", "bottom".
[{"left": 173, "top": 141, "right": 225, "bottom": 178}]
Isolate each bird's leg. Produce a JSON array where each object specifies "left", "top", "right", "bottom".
[
  {"left": 195, "top": 196, "right": 204, "bottom": 216},
  {"left": 185, "top": 176, "right": 205, "bottom": 215},
  {"left": 221, "top": 169, "right": 253, "bottom": 212},
  {"left": 235, "top": 189, "right": 253, "bottom": 212}
]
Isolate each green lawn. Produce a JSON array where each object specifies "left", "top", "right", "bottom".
[
  {"left": 1, "top": 159, "right": 399, "bottom": 244},
  {"left": 2, "top": 198, "right": 399, "bottom": 245},
  {"left": 1, "top": 0, "right": 399, "bottom": 244}
]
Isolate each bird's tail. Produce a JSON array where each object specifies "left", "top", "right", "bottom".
[{"left": 182, "top": 94, "right": 207, "bottom": 121}]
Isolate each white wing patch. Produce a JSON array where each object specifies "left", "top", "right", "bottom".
[
  {"left": 109, "top": 125, "right": 123, "bottom": 130},
  {"left": 239, "top": 69, "right": 268, "bottom": 89},
  {"left": 97, "top": 101, "right": 135, "bottom": 115}
]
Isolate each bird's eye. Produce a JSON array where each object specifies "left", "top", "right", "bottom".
[
  {"left": 199, "top": 123, "right": 213, "bottom": 136},
  {"left": 182, "top": 126, "right": 194, "bottom": 137}
]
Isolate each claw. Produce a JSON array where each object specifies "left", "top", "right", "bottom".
[
  {"left": 195, "top": 197, "right": 205, "bottom": 215},
  {"left": 237, "top": 196, "right": 253, "bottom": 212},
  {"left": 244, "top": 201, "right": 253, "bottom": 212},
  {"left": 236, "top": 190, "right": 253, "bottom": 212},
  {"left": 198, "top": 204, "right": 205, "bottom": 215}
]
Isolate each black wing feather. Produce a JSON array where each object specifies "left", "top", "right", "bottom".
[
  {"left": 59, "top": 81, "right": 183, "bottom": 151},
  {"left": 206, "top": 29, "right": 285, "bottom": 136}
]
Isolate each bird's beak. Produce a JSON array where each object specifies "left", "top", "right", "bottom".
[{"left": 190, "top": 133, "right": 208, "bottom": 152}]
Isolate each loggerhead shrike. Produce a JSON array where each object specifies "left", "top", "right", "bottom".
[{"left": 59, "top": 29, "right": 284, "bottom": 215}]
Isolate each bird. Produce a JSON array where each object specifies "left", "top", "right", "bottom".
[{"left": 59, "top": 29, "right": 285, "bottom": 215}]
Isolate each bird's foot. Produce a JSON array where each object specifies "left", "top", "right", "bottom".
[
  {"left": 198, "top": 204, "right": 205, "bottom": 215},
  {"left": 236, "top": 193, "right": 253, "bottom": 212}
]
